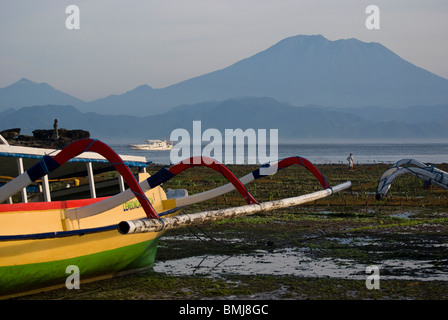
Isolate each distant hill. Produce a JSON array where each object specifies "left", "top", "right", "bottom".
[
  {"left": 2, "top": 99, "right": 448, "bottom": 142},
  {"left": 153, "top": 98, "right": 448, "bottom": 140},
  {"left": 336, "top": 104, "right": 448, "bottom": 124},
  {"left": 80, "top": 34, "right": 448, "bottom": 116},
  {"left": 0, "top": 105, "right": 142, "bottom": 141},
  {"left": 2, "top": 35, "right": 447, "bottom": 117},
  {"left": 0, "top": 78, "right": 84, "bottom": 111}
]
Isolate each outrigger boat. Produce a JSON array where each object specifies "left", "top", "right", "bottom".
[
  {"left": 0, "top": 137, "right": 351, "bottom": 298},
  {"left": 376, "top": 159, "right": 448, "bottom": 199}
]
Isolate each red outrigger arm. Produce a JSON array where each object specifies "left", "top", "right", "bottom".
[
  {"left": 255, "top": 156, "right": 331, "bottom": 189},
  {"left": 169, "top": 157, "right": 258, "bottom": 204},
  {"left": 21, "top": 139, "right": 160, "bottom": 219},
  {"left": 167, "top": 155, "right": 332, "bottom": 210},
  {"left": 145, "top": 156, "right": 258, "bottom": 205},
  {"left": 65, "top": 155, "right": 260, "bottom": 221},
  {"left": 143, "top": 156, "right": 329, "bottom": 212}
]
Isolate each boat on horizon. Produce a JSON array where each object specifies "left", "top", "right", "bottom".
[
  {"left": 0, "top": 134, "right": 350, "bottom": 298},
  {"left": 130, "top": 139, "right": 173, "bottom": 151}
]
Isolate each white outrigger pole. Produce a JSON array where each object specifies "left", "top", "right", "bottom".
[
  {"left": 118, "top": 181, "right": 351, "bottom": 234},
  {"left": 376, "top": 159, "right": 448, "bottom": 199}
]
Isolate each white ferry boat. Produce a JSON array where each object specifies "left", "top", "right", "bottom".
[{"left": 130, "top": 139, "right": 173, "bottom": 151}]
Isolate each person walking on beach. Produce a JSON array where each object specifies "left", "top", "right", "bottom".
[
  {"left": 347, "top": 153, "right": 354, "bottom": 170},
  {"left": 52, "top": 119, "right": 59, "bottom": 139}
]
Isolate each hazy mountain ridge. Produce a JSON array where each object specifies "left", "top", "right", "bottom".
[
  {"left": 1, "top": 35, "right": 448, "bottom": 116},
  {"left": 2, "top": 99, "right": 448, "bottom": 142}
]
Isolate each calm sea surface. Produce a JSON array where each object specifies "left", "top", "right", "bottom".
[{"left": 110, "top": 142, "right": 448, "bottom": 165}]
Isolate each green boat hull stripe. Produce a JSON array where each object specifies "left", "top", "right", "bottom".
[{"left": 0, "top": 237, "right": 159, "bottom": 296}]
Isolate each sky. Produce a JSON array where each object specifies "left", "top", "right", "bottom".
[{"left": 0, "top": 0, "right": 447, "bottom": 102}]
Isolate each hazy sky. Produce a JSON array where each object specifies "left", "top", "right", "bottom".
[{"left": 1, "top": 0, "right": 447, "bottom": 101}]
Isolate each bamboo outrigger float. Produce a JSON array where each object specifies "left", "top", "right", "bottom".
[{"left": 0, "top": 138, "right": 351, "bottom": 298}]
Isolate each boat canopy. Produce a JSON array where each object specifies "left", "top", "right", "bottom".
[
  {"left": 0, "top": 141, "right": 149, "bottom": 204},
  {"left": 0, "top": 144, "right": 148, "bottom": 179}
]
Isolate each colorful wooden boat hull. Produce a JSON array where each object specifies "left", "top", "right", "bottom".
[
  {"left": 0, "top": 230, "right": 162, "bottom": 297},
  {"left": 0, "top": 173, "right": 176, "bottom": 298}
]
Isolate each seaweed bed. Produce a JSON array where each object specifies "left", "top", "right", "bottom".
[{"left": 18, "top": 163, "right": 448, "bottom": 300}]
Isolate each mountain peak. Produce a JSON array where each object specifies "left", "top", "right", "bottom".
[
  {"left": 274, "top": 34, "right": 328, "bottom": 47},
  {"left": 285, "top": 34, "right": 326, "bottom": 41},
  {"left": 16, "top": 78, "right": 36, "bottom": 85},
  {"left": 10, "top": 78, "right": 60, "bottom": 89},
  {"left": 271, "top": 34, "right": 377, "bottom": 53},
  {"left": 133, "top": 84, "right": 153, "bottom": 91},
  {"left": 0, "top": 78, "right": 84, "bottom": 110},
  {"left": 274, "top": 34, "right": 380, "bottom": 50}
]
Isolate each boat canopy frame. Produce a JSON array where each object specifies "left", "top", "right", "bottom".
[{"left": 0, "top": 139, "right": 149, "bottom": 210}]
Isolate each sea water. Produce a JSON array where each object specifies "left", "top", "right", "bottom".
[{"left": 110, "top": 141, "right": 448, "bottom": 165}]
